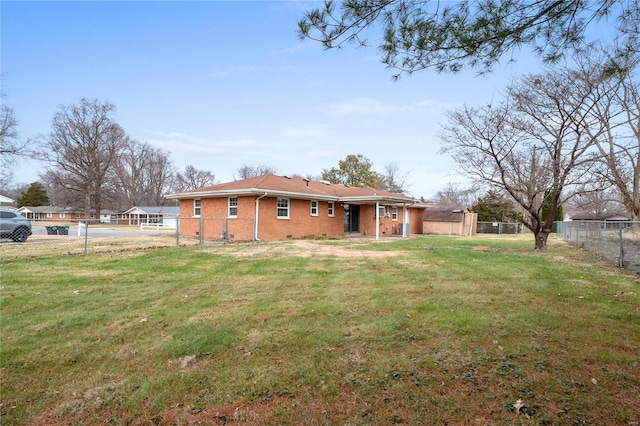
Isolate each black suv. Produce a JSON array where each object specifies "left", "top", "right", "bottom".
[{"left": 0, "top": 208, "right": 33, "bottom": 242}]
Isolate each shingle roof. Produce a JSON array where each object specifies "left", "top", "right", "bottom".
[
  {"left": 423, "top": 208, "right": 469, "bottom": 222},
  {"left": 167, "top": 174, "right": 418, "bottom": 205}
]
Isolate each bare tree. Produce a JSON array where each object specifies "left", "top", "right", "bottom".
[
  {"left": 111, "top": 141, "right": 175, "bottom": 208},
  {"left": 37, "top": 98, "right": 131, "bottom": 218},
  {"left": 569, "top": 185, "right": 627, "bottom": 219},
  {"left": 235, "top": 164, "right": 277, "bottom": 180},
  {"left": 173, "top": 165, "right": 217, "bottom": 191},
  {"left": 381, "top": 162, "right": 411, "bottom": 194},
  {"left": 573, "top": 49, "right": 640, "bottom": 220},
  {"left": 0, "top": 103, "right": 27, "bottom": 184},
  {"left": 432, "top": 182, "right": 479, "bottom": 208},
  {"left": 441, "top": 67, "right": 597, "bottom": 250}
]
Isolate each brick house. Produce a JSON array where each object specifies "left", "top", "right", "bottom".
[
  {"left": 17, "top": 206, "right": 87, "bottom": 221},
  {"left": 166, "top": 174, "right": 426, "bottom": 242}
]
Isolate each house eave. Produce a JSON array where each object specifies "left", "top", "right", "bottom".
[{"left": 166, "top": 189, "right": 418, "bottom": 205}]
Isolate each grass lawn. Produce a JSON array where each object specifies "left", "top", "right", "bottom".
[{"left": 1, "top": 235, "right": 638, "bottom": 425}]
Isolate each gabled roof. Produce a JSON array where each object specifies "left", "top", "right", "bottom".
[
  {"left": 0, "top": 194, "right": 15, "bottom": 204},
  {"left": 123, "top": 206, "right": 180, "bottom": 215},
  {"left": 167, "top": 174, "right": 419, "bottom": 205}
]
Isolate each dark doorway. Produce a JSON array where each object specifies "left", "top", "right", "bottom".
[{"left": 344, "top": 204, "right": 360, "bottom": 233}]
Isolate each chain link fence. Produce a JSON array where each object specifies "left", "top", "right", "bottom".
[
  {"left": 557, "top": 221, "right": 640, "bottom": 273},
  {"left": 477, "top": 221, "right": 529, "bottom": 234},
  {"left": 0, "top": 220, "right": 182, "bottom": 259},
  {"left": 1, "top": 216, "right": 260, "bottom": 259},
  {"left": 177, "top": 217, "right": 256, "bottom": 244}
]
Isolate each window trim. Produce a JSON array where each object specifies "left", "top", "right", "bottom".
[
  {"left": 277, "top": 198, "right": 290, "bottom": 219},
  {"left": 193, "top": 199, "right": 201, "bottom": 217},
  {"left": 228, "top": 197, "right": 238, "bottom": 218},
  {"left": 391, "top": 207, "right": 398, "bottom": 221},
  {"left": 310, "top": 200, "right": 318, "bottom": 217},
  {"left": 328, "top": 201, "right": 335, "bottom": 217}
]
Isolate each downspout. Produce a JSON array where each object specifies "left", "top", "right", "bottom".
[
  {"left": 402, "top": 204, "right": 407, "bottom": 238},
  {"left": 375, "top": 201, "right": 380, "bottom": 241},
  {"left": 254, "top": 193, "right": 268, "bottom": 241}
]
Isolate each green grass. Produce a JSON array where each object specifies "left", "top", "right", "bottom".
[{"left": 1, "top": 235, "right": 638, "bottom": 425}]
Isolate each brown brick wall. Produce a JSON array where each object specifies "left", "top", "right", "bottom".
[
  {"left": 256, "top": 197, "right": 343, "bottom": 241},
  {"left": 178, "top": 196, "right": 425, "bottom": 241}
]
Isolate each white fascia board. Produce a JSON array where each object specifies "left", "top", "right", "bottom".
[
  {"left": 338, "top": 196, "right": 415, "bottom": 204},
  {"left": 165, "top": 189, "right": 257, "bottom": 199}
]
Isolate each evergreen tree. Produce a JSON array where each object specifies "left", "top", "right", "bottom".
[
  {"left": 16, "top": 182, "right": 50, "bottom": 207},
  {"left": 472, "top": 190, "right": 521, "bottom": 222}
]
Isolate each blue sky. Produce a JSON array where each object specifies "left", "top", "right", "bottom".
[{"left": 2, "top": 0, "right": 547, "bottom": 199}]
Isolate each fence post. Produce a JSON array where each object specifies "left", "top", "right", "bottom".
[
  {"left": 175, "top": 215, "right": 180, "bottom": 247},
  {"left": 83, "top": 219, "right": 89, "bottom": 255},
  {"left": 619, "top": 227, "right": 624, "bottom": 267}
]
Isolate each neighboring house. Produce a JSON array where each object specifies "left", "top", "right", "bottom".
[
  {"left": 568, "top": 211, "right": 630, "bottom": 221},
  {"left": 0, "top": 194, "right": 15, "bottom": 206},
  {"left": 166, "top": 174, "right": 426, "bottom": 241},
  {"left": 122, "top": 206, "right": 180, "bottom": 228},
  {"left": 568, "top": 211, "right": 631, "bottom": 229},
  {"left": 17, "top": 206, "right": 87, "bottom": 221},
  {"left": 99, "top": 210, "right": 121, "bottom": 224},
  {"left": 423, "top": 208, "right": 478, "bottom": 236}
]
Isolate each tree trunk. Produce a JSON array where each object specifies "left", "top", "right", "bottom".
[{"left": 534, "top": 229, "right": 550, "bottom": 251}]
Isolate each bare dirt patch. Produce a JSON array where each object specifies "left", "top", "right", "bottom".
[{"left": 203, "top": 239, "right": 405, "bottom": 259}]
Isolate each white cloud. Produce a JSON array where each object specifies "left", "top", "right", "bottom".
[{"left": 143, "top": 129, "right": 275, "bottom": 156}]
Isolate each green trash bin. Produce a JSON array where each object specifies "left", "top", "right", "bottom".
[
  {"left": 58, "top": 226, "right": 69, "bottom": 235},
  {"left": 46, "top": 226, "right": 58, "bottom": 235}
]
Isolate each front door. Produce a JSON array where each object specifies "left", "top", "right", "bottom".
[{"left": 344, "top": 204, "right": 360, "bottom": 233}]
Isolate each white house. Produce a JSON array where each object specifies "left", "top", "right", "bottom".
[{"left": 122, "top": 206, "right": 179, "bottom": 228}]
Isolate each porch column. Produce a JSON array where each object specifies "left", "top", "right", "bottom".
[{"left": 403, "top": 205, "right": 407, "bottom": 238}]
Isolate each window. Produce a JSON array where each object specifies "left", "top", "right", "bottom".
[
  {"left": 310, "top": 200, "right": 318, "bottom": 216},
  {"left": 391, "top": 207, "right": 398, "bottom": 221},
  {"left": 60, "top": 213, "right": 66, "bottom": 219},
  {"left": 328, "top": 202, "right": 335, "bottom": 217},
  {"left": 374, "top": 206, "right": 386, "bottom": 218},
  {"left": 193, "top": 199, "right": 201, "bottom": 217},
  {"left": 228, "top": 197, "right": 238, "bottom": 217},
  {"left": 277, "top": 198, "right": 289, "bottom": 218},
  {"left": 46, "top": 213, "right": 52, "bottom": 218}
]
